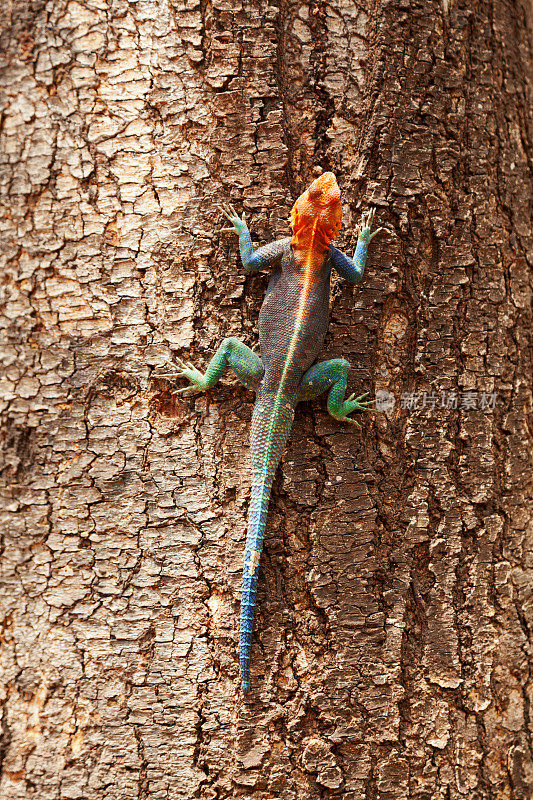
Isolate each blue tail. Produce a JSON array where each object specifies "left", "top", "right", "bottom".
[
  {"left": 240, "top": 478, "right": 272, "bottom": 692},
  {"left": 239, "top": 392, "right": 295, "bottom": 692}
]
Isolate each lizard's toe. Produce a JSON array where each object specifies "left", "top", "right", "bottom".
[
  {"left": 173, "top": 383, "right": 202, "bottom": 395},
  {"left": 343, "top": 416, "right": 362, "bottom": 428}
]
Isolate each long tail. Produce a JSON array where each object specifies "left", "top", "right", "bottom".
[
  {"left": 240, "top": 477, "right": 273, "bottom": 691},
  {"left": 240, "top": 393, "right": 294, "bottom": 692}
]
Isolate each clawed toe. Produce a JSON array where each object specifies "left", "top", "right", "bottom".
[
  {"left": 218, "top": 203, "right": 243, "bottom": 222},
  {"left": 153, "top": 357, "right": 205, "bottom": 394},
  {"left": 344, "top": 417, "right": 362, "bottom": 428},
  {"left": 217, "top": 204, "right": 233, "bottom": 221},
  {"left": 332, "top": 389, "right": 377, "bottom": 425},
  {"left": 361, "top": 208, "right": 375, "bottom": 228},
  {"left": 154, "top": 365, "right": 189, "bottom": 380},
  {"left": 345, "top": 391, "right": 376, "bottom": 410},
  {"left": 154, "top": 371, "right": 185, "bottom": 380},
  {"left": 358, "top": 399, "right": 377, "bottom": 409},
  {"left": 174, "top": 356, "right": 198, "bottom": 372},
  {"left": 357, "top": 208, "right": 383, "bottom": 239},
  {"left": 347, "top": 391, "right": 369, "bottom": 402}
]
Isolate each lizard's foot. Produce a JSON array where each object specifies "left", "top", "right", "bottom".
[
  {"left": 218, "top": 203, "right": 247, "bottom": 235},
  {"left": 356, "top": 207, "right": 383, "bottom": 243},
  {"left": 155, "top": 357, "right": 207, "bottom": 394},
  {"left": 331, "top": 392, "right": 376, "bottom": 426}
]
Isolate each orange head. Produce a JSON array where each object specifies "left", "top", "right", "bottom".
[{"left": 289, "top": 172, "right": 342, "bottom": 252}]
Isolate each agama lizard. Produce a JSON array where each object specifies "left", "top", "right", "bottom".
[{"left": 168, "top": 173, "right": 381, "bottom": 692}]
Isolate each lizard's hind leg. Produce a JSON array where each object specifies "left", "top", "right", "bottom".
[
  {"left": 298, "top": 358, "right": 375, "bottom": 426},
  {"left": 160, "top": 337, "right": 264, "bottom": 394}
]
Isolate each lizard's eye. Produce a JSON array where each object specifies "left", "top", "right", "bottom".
[{"left": 309, "top": 186, "right": 323, "bottom": 200}]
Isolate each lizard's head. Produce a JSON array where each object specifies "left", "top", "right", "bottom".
[{"left": 289, "top": 172, "right": 342, "bottom": 251}]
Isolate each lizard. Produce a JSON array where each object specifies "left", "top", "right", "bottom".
[{"left": 166, "top": 172, "right": 382, "bottom": 692}]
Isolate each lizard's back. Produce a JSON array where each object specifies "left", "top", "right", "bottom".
[{"left": 258, "top": 243, "right": 332, "bottom": 401}]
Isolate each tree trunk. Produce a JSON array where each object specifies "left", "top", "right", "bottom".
[{"left": 0, "top": 0, "right": 531, "bottom": 798}]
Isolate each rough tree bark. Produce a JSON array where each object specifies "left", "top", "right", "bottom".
[{"left": 0, "top": 0, "right": 531, "bottom": 798}]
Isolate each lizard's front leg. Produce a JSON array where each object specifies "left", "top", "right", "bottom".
[
  {"left": 158, "top": 337, "right": 264, "bottom": 394},
  {"left": 219, "top": 203, "right": 289, "bottom": 271},
  {"left": 298, "top": 358, "right": 375, "bottom": 427},
  {"left": 329, "top": 207, "right": 383, "bottom": 283}
]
